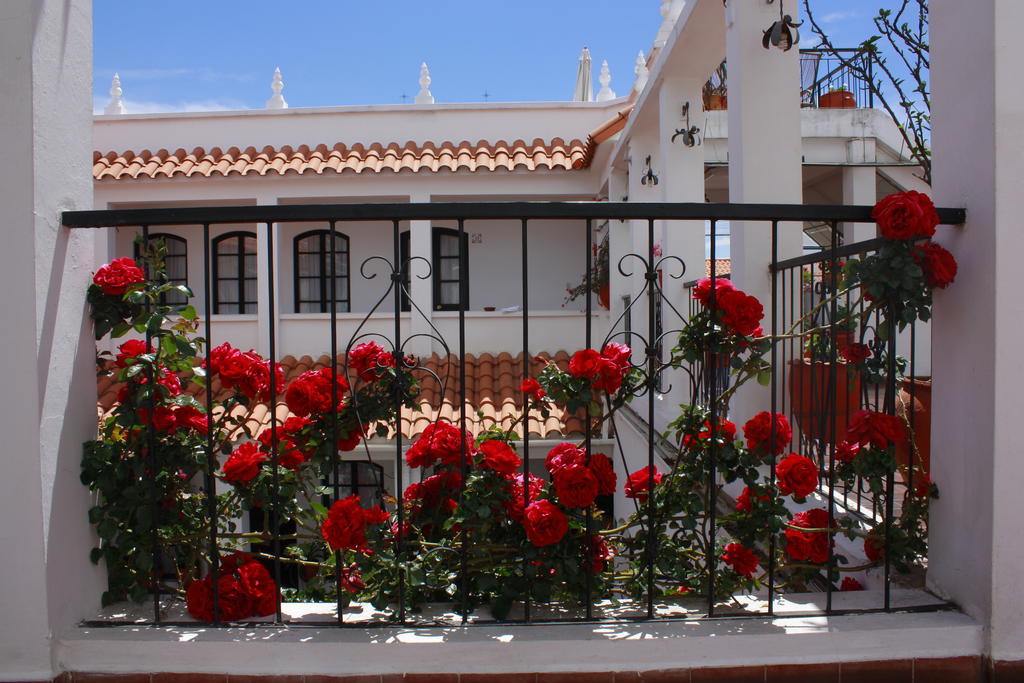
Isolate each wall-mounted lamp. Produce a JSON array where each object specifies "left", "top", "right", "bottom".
[
  {"left": 671, "top": 102, "right": 702, "bottom": 147},
  {"left": 762, "top": 0, "right": 801, "bottom": 51},
  {"left": 641, "top": 155, "right": 659, "bottom": 186}
]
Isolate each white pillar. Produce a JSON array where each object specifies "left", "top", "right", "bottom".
[
  {"left": 930, "top": 0, "right": 1024, "bottom": 665},
  {"left": 0, "top": 1, "right": 97, "bottom": 679},
  {"left": 408, "top": 193, "right": 434, "bottom": 358},
  {"left": 254, "top": 193, "right": 279, "bottom": 359},
  {"left": 607, "top": 169, "right": 632, "bottom": 347},
  {"left": 658, "top": 76, "right": 708, "bottom": 425},
  {"left": 725, "top": 0, "right": 804, "bottom": 420},
  {"left": 841, "top": 165, "right": 877, "bottom": 244}
]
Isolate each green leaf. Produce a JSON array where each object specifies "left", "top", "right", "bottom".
[{"left": 756, "top": 369, "right": 772, "bottom": 387}]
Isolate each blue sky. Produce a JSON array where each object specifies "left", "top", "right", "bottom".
[{"left": 93, "top": 0, "right": 889, "bottom": 113}]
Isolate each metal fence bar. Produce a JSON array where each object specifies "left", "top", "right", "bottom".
[{"left": 201, "top": 223, "right": 221, "bottom": 624}]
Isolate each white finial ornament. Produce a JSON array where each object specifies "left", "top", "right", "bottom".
[
  {"left": 104, "top": 73, "right": 126, "bottom": 115},
  {"left": 265, "top": 67, "right": 288, "bottom": 109},
  {"left": 654, "top": 0, "right": 674, "bottom": 47},
  {"left": 415, "top": 63, "right": 435, "bottom": 104},
  {"left": 596, "top": 61, "right": 617, "bottom": 101},
  {"left": 634, "top": 52, "right": 649, "bottom": 94}
]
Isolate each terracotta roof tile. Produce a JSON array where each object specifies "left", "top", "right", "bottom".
[
  {"left": 705, "top": 258, "right": 732, "bottom": 278},
  {"left": 97, "top": 351, "right": 587, "bottom": 442},
  {"left": 581, "top": 104, "right": 635, "bottom": 168},
  {"left": 93, "top": 138, "right": 590, "bottom": 181}
]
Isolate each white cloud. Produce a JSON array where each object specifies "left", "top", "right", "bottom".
[
  {"left": 102, "top": 67, "right": 256, "bottom": 84},
  {"left": 93, "top": 95, "right": 250, "bottom": 115},
  {"left": 821, "top": 10, "right": 859, "bottom": 23}
]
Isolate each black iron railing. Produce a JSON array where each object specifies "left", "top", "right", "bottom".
[
  {"left": 702, "top": 49, "right": 876, "bottom": 111},
  {"left": 66, "top": 201, "right": 964, "bottom": 627}
]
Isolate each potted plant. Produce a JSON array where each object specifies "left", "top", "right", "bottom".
[
  {"left": 895, "top": 376, "right": 931, "bottom": 478},
  {"left": 818, "top": 85, "right": 856, "bottom": 109},
  {"left": 702, "top": 62, "right": 728, "bottom": 110}
]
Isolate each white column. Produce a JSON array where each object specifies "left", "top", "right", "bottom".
[
  {"left": 725, "top": 0, "right": 804, "bottom": 419},
  {"left": 254, "top": 193, "right": 279, "bottom": 359},
  {"left": 608, "top": 168, "right": 631, "bottom": 336},
  {"left": 841, "top": 165, "right": 877, "bottom": 244},
  {"left": 0, "top": 1, "right": 96, "bottom": 679},
  {"left": 930, "top": 0, "right": 1024, "bottom": 664},
  {"left": 658, "top": 76, "right": 708, "bottom": 425},
  {"left": 408, "top": 193, "right": 434, "bottom": 358}
]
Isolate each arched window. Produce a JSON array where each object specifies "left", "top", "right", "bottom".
[
  {"left": 399, "top": 227, "right": 469, "bottom": 312},
  {"left": 134, "top": 233, "right": 188, "bottom": 306},
  {"left": 293, "top": 230, "right": 350, "bottom": 313},
  {"left": 212, "top": 231, "right": 257, "bottom": 314}
]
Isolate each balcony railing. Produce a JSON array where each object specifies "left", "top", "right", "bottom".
[
  {"left": 64, "top": 201, "right": 964, "bottom": 628},
  {"left": 702, "top": 49, "right": 876, "bottom": 110}
]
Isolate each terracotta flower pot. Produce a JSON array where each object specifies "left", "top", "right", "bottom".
[
  {"left": 706, "top": 94, "right": 727, "bottom": 110},
  {"left": 788, "top": 359, "right": 861, "bottom": 443},
  {"left": 598, "top": 284, "right": 610, "bottom": 309},
  {"left": 819, "top": 90, "right": 856, "bottom": 109},
  {"left": 895, "top": 377, "right": 931, "bottom": 478}
]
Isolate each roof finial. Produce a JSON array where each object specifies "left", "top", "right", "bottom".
[
  {"left": 633, "top": 52, "right": 649, "bottom": 94},
  {"left": 415, "top": 62, "right": 435, "bottom": 104},
  {"left": 104, "top": 73, "right": 126, "bottom": 115},
  {"left": 266, "top": 67, "right": 288, "bottom": 109},
  {"left": 654, "top": 0, "right": 674, "bottom": 48},
  {"left": 596, "top": 60, "right": 617, "bottom": 101}
]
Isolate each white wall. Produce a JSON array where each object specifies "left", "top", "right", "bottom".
[
  {"left": 0, "top": 0, "right": 99, "bottom": 679},
  {"left": 930, "top": 0, "right": 1024, "bottom": 663}
]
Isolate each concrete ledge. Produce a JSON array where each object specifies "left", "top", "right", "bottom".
[{"left": 56, "top": 608, "right": 982, "bottom": 677}]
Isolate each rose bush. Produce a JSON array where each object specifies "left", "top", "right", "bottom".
[{"left": 83, "top": 191, "right": 947, "bottom": 619}]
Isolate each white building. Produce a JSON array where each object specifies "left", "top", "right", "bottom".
[{"left": 1, "top": 0, "right": 1020, "bottom": 681}]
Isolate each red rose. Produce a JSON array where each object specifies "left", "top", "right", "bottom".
[
  {"left": 864, "top": 533, "right": 884, "bottom": 564},
  {"left": 285, "top": 367, "right": 349, "bottom": 417},
  {"left": 840, "top": 577, "right": 864, "bottom": 591},
  {"left": 172, "top": 405, "right": 209, "bottom": 435},
  {"left": 683, "top": 418, "right": 737, "bottom": 450},
  {"left": 735, "top": 486, "right": 770, "bottom": 513},
  {"left": 545, "top": 443, "right": 587, "bottom": 476},
  {"left": 717, "top": 289, "right": 765, "bottom": 337},
  {"left": 913, "top": 474, "right": 933, "bottom": 499},
  {"left": 115, "top": 339, "right": 152, "bottom": 368},
  {"left": 522, "top": 500, "right": 569, "bottom": 547},
  {"left": 237, "top": 560, "right": 277, "bottom": 617},
  {"left": 839, "top": 342, "right": 871, "bottom": 364},
  {"left": 624, "top": 465, "right": 663, "bottom": 502},
  {"left": 186, "top": 578, "right": 214, "bottom": 621},
  {"left": 237, "top": 358, "right": 285, "bottom": 402},
  {"left": 587, "top": 534, "right": 612, "bottom": 574},
  {"left": 692, "top": 277, "right": 736, "bottom": 307},
  {"left": 215, "top": 574, "right": 252, "bottom": 621},
  {"left": 404, "top": 421, "right": 474, "bottom": 468},
  {"left": 348, "top": 341, "right": 395, "bottom": 382},
  {"left": 721, "top": 542, "right": 759, "bottom": 578},
  {"left": 519, "top": 378, "right": 546, "bottom": 401},
  {"left": 835, "top": 440, "right": 860, "bottom": 463},
  {"left": 589, "top": 451, "right": 617, "bottom": 496},
  {"left": 872, "top": 191, "right": 940, "bottom": 240},
  {"left": 776, "top": 453, "right": 819, "bottom": 499},
  {"left": 785, "top": 508, "right": 832, "bottom": 564},
  {"left": 93, "top": 257, "right": 145, "bottom": 295},
  {"left": 337, "top": 429, "right": 363, "bottom": 452},
  {"left": 601, "top": 342, "right": 632, "bottom": 370},
  {"left": 137, "top": 405, "right": 176, "bottom": 433},
  {"left": 503, "top": 473, "right": 546, "bottom": 521},
  {"left": 845, "top": 410, "right": 906, "bottom": 449},
  {"left": 222, "top": 442, "right": 267, "bottom": 485},
  {"left": 322, "top": 495, "right": 374, "bottom": 551},
  {"left": 743, "top": 412, "right": 792, "bottom": 456},
  {"left": 913, "top": 242, "right": 958, "bottom": 289},
  {"left": 479, "top": 440, "right": 522, "bottom": 475},
  {"left": 339, "top": 563, "right": 365, "bottom": 592},
  {"left": 553, "top": 464, "right": 599, "bottom": 508},
  {"left": 592, "top": 357, "right": 626, "bottom": 393},
  {"left": 569, "top": 349, "right": 602, "bottom": 378}
]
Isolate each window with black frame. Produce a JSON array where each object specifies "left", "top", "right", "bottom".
[
  {"left": 134, "top": 233, "right": 188, "bottom": 306},
  {"left": 212, "top": 231, "right": 257, "bottom": 314},
  {"left": 293, "top": 229, "right": 350, "bottom": 313},
  {"left": 399, "top": 227, "right": 468, "bottom": 312}
]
